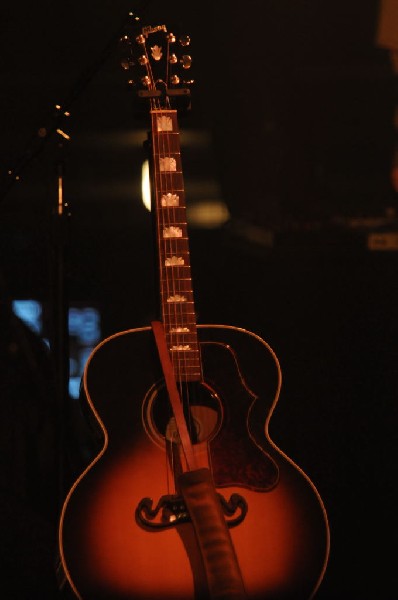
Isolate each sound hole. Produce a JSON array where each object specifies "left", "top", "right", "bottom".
[{"left": 143, "top": 380, "right": 222, "bottom": 447}]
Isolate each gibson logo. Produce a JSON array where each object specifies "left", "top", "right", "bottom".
[{"left": 142, "top": 24, "right": 167, "bottom": 38}]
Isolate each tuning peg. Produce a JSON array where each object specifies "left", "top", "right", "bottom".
[
  {"left": 179, "top": 34, "right": 190, "bottom": 47},
  {"left": 167, "top": 32, "right": 176, "bottom": 43},
  {"left": 121, "top": 56, "right": 135, "bottom": 71},
  {"left": 169, "top": 53, "right": 178, "bottom": 64}
]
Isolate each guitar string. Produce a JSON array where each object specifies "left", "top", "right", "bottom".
[
  {"left": 152, "top": 106, "right": 174, "bottom": 489},
  {"left": 151, "top": 103, "right": 184, "bottom": 480},
  {"left": 160, "top": 106, "right": 192, "bottom": 438},
  {"left": 162, "top": 37, "right": 203, "bottom": 453},
  {"left": 149, "top": 35, "right": 198, "bottom": 484},
  {"left": 165, "top": 106, "right": 191, "bottom": 470},
  {"left": 145, "top": 44, "right": 177, "bottom": 489},
  {"left": 157, "top": 106, "right": 176, "bottom": 491},
  {"left": 167, "top": 36, "right": 190, "bottom": 451},
  {"left": 163, "top": 37, "right": 187, "bottom": 403},
  {"left": 155, "top": 101, "right": 194, "bottom": 465}
]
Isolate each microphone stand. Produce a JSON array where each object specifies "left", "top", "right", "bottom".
[
  {"left": 0, "top": 8, "right": 147, "bottom": 511},
  {"left": 51, "top": 128, "right": 72, "bottom": 508}
]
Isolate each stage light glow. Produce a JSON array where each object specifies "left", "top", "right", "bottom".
[{"left": 141, "top": 159, "right": 151, "bottom": 211}]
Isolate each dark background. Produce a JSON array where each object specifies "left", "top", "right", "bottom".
[{"left": 1, "top": 1, "right": 398, "bottom": 598}]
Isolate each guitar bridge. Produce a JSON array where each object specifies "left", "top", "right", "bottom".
[{"left": 136, "top": 492, "right": 247, "bottom": 530}]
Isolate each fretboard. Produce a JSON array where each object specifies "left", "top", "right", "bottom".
[{"left": 151, "top": 109, "right": 201, "bottom": 382}]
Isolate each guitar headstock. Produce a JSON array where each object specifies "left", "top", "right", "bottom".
[{"left": 120, "top": 18, "right": 193, "bottom": 113}]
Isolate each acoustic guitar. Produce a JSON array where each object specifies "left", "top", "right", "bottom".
[{"left": 59, "top": 19, "right": 330, "bottom": 600}]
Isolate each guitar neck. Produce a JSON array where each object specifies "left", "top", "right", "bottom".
[{"left": 150, "top": 108, "right": 201, "bottom": 382}]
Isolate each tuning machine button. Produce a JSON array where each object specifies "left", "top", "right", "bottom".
[
  {"left": 179, "top": 34, "right": 190, "bottom": 47},
  {"left": 180, "top": 55, "right": 192, "bottom": 69},
  {"left": 121, "top": 57, "right": 135, "bottom": 71}
]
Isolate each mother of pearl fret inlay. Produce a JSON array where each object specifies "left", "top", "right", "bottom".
[
  {"left": 165, "top": 256, "right": 184, "bottom": 266},
  {"left": 159, "top": 157, "right": 176, "bottom": 171},
  {"left": 163, "top": 226, "right": 182, "bottom": 238},
  {"left": 161, "top": 193, "right": 179, "bottom": 206},
  {"left": 170, "top": 345, "right": 191, "bottom": 351},
  {"left": 167, "top": 294, "right": 187, "bottom": 303},
  {"left": 170, "top": 327, "right": 190, "bottom": 332},
  {"left": 157, "top": 115, "right": 173, "bottom": 131}
]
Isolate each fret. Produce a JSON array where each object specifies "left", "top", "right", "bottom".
[
  {"left": 167, "top": 329, "right": 198, "bottom": 340},
  {"left": 154, "top": 172, "right": 184, "bottom": 190},
  {"left": 161, "top": 249, "right": 189, "bottom": 260},
  {"left": 162, "top": 234, "right": 189, "bottom": 241},
  {"left": 171, "top": 363, "right": 201, "bottom": 370},
  {"left": 162, "top": 289, "right": 193, "bottom": 299},
  {"left": 160, "top": 236, "right": 189, "bottom": 248},
  {"left": 170, "top": 369, "right": 202, "bottom": 383},
  {"left": 164, "top": 314, "right": 197, "bottom": 328},
  {"left": 167, "top": 331, "right": 197, "bottom": 341},
  {"left": 159, "top": 188, "right": 185, "bottom": 198},
  {"left": 159, "top": 279, "right": 193, "bottom": 293},
  {"left": 170, "top": 354, "right": 201, "bottom": 366},
  {"left": 167, "top": 330, "right": 198, "bottom": 341},
  {"left": 170, "top": 355, "right": 201, "bottom": 366},
  {"left": 159, "top": 210, "right": 187, "bottom": 223},
  {"left": 162, "top": 234, "right": 189, "bottom": 242},
  {"left": 165, "top": 312, "right": 197, "bottom": 322},
  {"left": 162, "top": 301, "right": 194, "bottom": 311},
  {"left": 153, "top": 138, "right": 181, "bottom": 153},
  {"left": 161, "top": 241, "right": 189, "bottom": 250},
  {"left": 171, "top": 360, "right": 201, "bottom": 371},
  {"left": 163, "top": 307, "right": 195, "bottom": 318},
  {"left": 157, "top": 131, "right": 179, "bottom": 137},
  {"left": 161, "top": 232, "right": 188, "bottom": 241}
]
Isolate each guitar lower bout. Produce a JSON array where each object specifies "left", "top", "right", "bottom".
[{"left": 59, "top": 323, "right": 330, "bottom": 600}]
